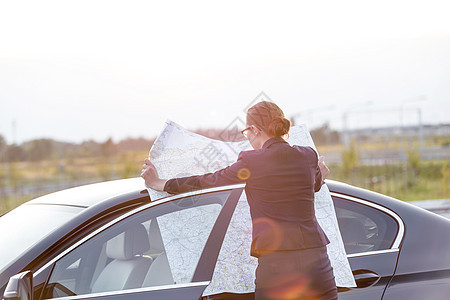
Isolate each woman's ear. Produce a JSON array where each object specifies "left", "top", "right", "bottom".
[{"left": 252, "top": 125, "right": 261, "bottom": 136}]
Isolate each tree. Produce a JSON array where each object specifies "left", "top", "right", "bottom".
[
  {"left": 99, "top": 138, "right": 117, "bottom": 180},
  {"left": 310, "top": 123, "right": 341, "bottom": 145},
  {"left": 7, "top": 144, "right": 26, "bottom": 162},
  {"left": 101, "top": 138, "right": 117, "bottom": 158},
  {"left": 27, "top": 139, "right": 54, "bottom": 161}
]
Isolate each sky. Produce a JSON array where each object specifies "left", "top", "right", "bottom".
[{"left": 1, "top": 0, "right": 449, "bottom": 144}]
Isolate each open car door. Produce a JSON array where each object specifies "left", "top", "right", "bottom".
[{"left": 34, "top": 187, "right": 243, "bottom": 300}]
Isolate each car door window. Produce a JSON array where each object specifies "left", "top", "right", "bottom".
[
  {"left": 42, "top": 189, "right": 236, "bottom": 299},
  {"left": 333, "top": 197, "right": 398, "bottom": 255}
]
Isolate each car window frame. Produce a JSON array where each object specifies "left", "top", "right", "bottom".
[
  {"left": 33, "top": 184, "right": 245, "bottom": 299},
  {"left": 331, "top": 192, "right": 405, "bottom": 258}
]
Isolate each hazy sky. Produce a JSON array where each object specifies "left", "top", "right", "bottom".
[{"left": 1, "top": 0, "right": 449, "bottom": 144}]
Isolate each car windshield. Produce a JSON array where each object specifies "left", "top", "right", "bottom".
[{"left": 0, "top": 204, "right": 83, "bottom": 272}]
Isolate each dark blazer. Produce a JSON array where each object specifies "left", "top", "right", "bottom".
[{"left": 164, "top": 137, "right": 330, "bottom": 257}]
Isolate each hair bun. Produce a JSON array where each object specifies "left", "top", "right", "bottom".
[
  {"left": 246, "top": 101, "right": 290, "bottom": 137},
  {"left": 268, "top": 117, "right": 291, "bottom": 137}
]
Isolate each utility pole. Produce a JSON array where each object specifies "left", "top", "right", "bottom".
[{"left": 12, "top": 120, "right": 17, "bottom": 145}]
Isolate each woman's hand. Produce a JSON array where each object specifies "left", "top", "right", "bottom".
[
  {"left": 318, "top": 156, "right": 330, "bottom": 180},
  {"left": 141, "top": 158, "right": 168, "bottom": 191}
]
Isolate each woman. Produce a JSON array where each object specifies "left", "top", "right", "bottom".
[{"left": 141, "top": 101, "right": 337, "bottom": 300}]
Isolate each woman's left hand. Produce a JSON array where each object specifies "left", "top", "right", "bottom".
[
  {"left": 318, "top": 156, "right": 330, "bottom": 180},
  {"left": 141, "top": 158, "right": 167, "bottom": 191}
]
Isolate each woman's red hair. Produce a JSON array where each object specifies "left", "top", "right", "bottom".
[{"left": 246, "top": 101, "right": 291, "bottom": 137}]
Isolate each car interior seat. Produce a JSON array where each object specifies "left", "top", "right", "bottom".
[
  {"left": 142, "top": 219, "right": 175, "bottom": 287},
  {"left": 91, "top": 224, "right": 152, "bottom": 293},
  {"left": 338, "top": 216, "right": 371, "bottom": 254}
]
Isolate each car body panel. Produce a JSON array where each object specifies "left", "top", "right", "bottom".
[
  {"left": 382, "top": 197, "right": 450, "bottom": 299},
  {"left": 329, "top": 181, "right": 450, "bottom": 300},
  {"left": 1, "top": 179, "right": 449, "bottom": 300},
  {"left": 338, "top": 251, "right": 399, "bottom": 299},
  {"left": 383, "top": 269, "right": 450, "bottom": 299},
  {"left": 27, "top": 178, "right": 147, "bottom": 208},
  {"left": 32, "top": 186, "right": 243, "bottom": 299},
  {"left": 0, "top": 191, "right": 148, "bottom": 295},
  {"left": 330, "top": 192, "right": 403, "bottom": 299},
  {"left": 42, "top": 282, "right": 210, "bottom": 300}
]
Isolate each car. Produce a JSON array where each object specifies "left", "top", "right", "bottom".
[{"left": 1, "top": 178, "right": 449, "bottom": 300}]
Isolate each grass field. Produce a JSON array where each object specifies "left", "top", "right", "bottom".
[
  {"left": 1, "top": 148, "right": 448, "bottom": 214},
  {"left": 328, "top": 161, "right": 449, "bottom": 201}
]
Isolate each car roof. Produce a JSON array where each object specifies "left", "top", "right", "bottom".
[
  {"left": 23, "top": 177, "right": 443, "bottom": 225},
  {"left": 26, "top": 178, "right": 147, "bottom": 208},
  {"left": 22, "top": 178, "right": 391, "bottom": 210}
]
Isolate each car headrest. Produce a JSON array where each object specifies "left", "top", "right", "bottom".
[{"left": 106, "top": 224, "right": 150, "bottom": 260}]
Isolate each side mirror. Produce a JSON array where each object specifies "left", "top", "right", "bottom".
[{"left": 3, "top": 271, "right": 33, "bottom": 300}]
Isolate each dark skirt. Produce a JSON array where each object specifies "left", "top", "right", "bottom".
[{"left": 255, "top": 246, "right": 338, "bottom": 300}]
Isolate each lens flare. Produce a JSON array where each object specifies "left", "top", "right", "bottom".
[
  {"left": 252, "top": 217, "right": 283, "bottom": 254},
  {"left": 237, "top": 168, "right": 251, "bottom": 180},
  {"left": 265, "top": 275, "right": 318, "bottom": 300}
]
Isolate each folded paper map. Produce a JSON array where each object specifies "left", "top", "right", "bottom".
[{"left": 147, "top": 120, "right": 356, "bottom": 295}]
